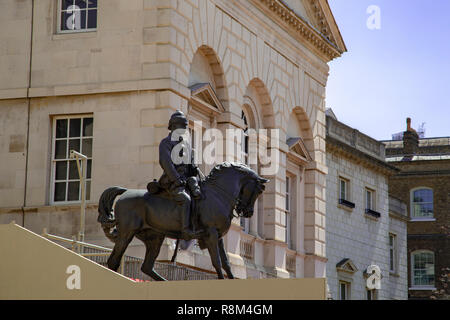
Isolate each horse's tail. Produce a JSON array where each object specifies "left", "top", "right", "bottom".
[{"left": 97, "top": 186, "right": 127, "bottom": 243}]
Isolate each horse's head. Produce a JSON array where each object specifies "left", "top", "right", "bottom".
[
  {"left": 235, "top": 175, "right": 269, "bottom": 218},
  {"left": 205, "top": 162, "right": 269, "bottom": 218}
]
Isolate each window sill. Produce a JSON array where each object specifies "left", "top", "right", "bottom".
[
  {"left": 338, "top": 199, "right": 355, "bottom": 211},
  {"left": 365, "top": 209, "right": 381, "bottom": 219},
  {"left": 52, "top": 31, "right": 97, "bottom": 40},
  {"left": 409, "top": 287, "right": 436, "bottom": 291},
  {"left": 410, "top": 218, "right": 436, "bottom": 222},
  {"left": 337, "top": 203, "right": 353, "bottom": 213},
  {"left": 389, "top": 272, "right": 400, "bottom": 278}
]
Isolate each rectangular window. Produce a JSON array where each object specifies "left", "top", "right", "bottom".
[
  {"left": 58, "top": 0, "right": 97, "bottom": 33},
  {"left": 412, "top": 188, "right": 434, "bottom": 219},
  {"left": 339, "top": 281, "right": 350, "bottom": 300},
  {"left": 365, "top": 188, "right": 374, "bottom": 210},
  {"left": 339, "top": 177, "right": 349, "bottom": 201},
  {"left": 412, "top": 251, "right": 435, "bottom": 287},
  {"left": 51, "top": 115, "right": 93, "bottom": 203},
  {"left": 389, "top": 234, "right": 397, "bottom": 273}
]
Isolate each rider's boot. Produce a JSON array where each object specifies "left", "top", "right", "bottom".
[
  {"left": 187, "top": 177, "right": 202, "bottom": 200},
  {"left": 181, "top": 214, "right": 197, "bottom": 240}
]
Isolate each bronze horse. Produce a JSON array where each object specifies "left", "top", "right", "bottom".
[{"left": 97, "top": 162, "right": 268, "bottom": 280}]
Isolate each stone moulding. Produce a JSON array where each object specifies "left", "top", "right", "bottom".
[{"left": 251, "top": 0, "right": 344, "bottom": 61}]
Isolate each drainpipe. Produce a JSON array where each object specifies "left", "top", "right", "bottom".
[{"left": 23, "top": 0, "right": 35, "bottom": 227}]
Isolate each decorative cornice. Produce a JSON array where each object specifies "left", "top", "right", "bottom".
[
  {"left": 251, "top": 0, "right": 344, "bottom": 61},
  {"left": 326, "top": 136, "right": 400, "bottom": 176}
]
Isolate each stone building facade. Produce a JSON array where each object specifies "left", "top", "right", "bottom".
[
  {"left": 383, "top": 119, "right": 450, "bottom": 300},
  {"left": 325, "top": 111, "right": 408, "bottom": 300},
  {"left": 0, "top": 0, "right": 346, "bottom": 280}
]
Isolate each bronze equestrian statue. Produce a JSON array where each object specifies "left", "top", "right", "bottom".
[{"left": 97, "top": 111, "right": 268, "bottom": 280}]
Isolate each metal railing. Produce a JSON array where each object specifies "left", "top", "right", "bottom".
[
  {"left": 41, "top": 229, "right": 218, "bottom": 281},
  {"left": 286, "top": 253, "right": 296, "bottom": 275},
  {"left": 239, "top": 236, "right": 255, "bottom": 262}
]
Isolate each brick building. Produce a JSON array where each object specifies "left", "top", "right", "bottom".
[
  {"left": 383, "top": 118, "right": 450, "bottom": 300},
  {"left": 325, "top": 110, "right": 408, "bottom": 300}
]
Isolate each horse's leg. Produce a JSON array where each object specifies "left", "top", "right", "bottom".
[
  {"left": 218, "top": 238, "right": 234, "bottom": 279},
  {"left": 170, "top": 239, "right": 180, "bottom": 263},
  {"left": 107, "top": 231, "right": 135, "bottom": 272},
  {"left": 141, "top": 233, "right": 166, "bottom": 281},
  {"left": 204, "top": 228, "right": 224, "bottom": 279}
]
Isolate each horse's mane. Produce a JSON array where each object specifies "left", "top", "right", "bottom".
[{"left": 204, "top": 161, "right": 256, "bottom": 183}]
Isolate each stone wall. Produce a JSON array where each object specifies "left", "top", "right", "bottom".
[
  {"left": 0, "top": 0, "right": 342, "bottom": 280},
  {"left": 326, "top": 115, "right": 407, "bottom": 299},
  {"left": 326, "top": 150, "right": 392, "bottom": 299}
]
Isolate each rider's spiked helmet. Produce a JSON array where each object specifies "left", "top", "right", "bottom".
[{"left": 168, "top": 110, "right": 188, "bottom": 130}]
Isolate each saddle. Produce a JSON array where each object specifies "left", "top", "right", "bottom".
[{"left": 146, "top": 180, "right": 203, "bottom": 235}]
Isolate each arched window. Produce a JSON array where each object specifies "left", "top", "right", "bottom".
[
  {"left": 411, "top": 250, "right": 435, "bottom": 288},
  {"left": 410, "top": 188, "right": 434, "bottom": 219}
]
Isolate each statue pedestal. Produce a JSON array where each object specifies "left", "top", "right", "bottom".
[{"left": 0, "top": 223, "right": 327, "bottom": 299}]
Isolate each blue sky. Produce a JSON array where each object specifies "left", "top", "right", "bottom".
[{"left": 326, "top": 0, "right": 450, "bottom": 140}]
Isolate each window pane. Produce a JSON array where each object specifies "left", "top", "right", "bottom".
[
  {"left": 69, "top": 160, "right": 80, "bottom": 180},
  {"left": 86, "top": 180, "right": 91, "bottom": 200},
  {"left": 366, "top": 190, "right": 372, "bottom": 209},
  {"left": 87, "top": 9, "right": 97, "bottom": 29},
  {"left": 69, "top": 139, "right": 80, "bottom": 153},
  {"left": 82, "top": 138, "right": 92, "bottom": 157},
  {"left": 83, "top": 117, "right": 93, "bottom": 136},
  {"left": 87, "top": 159, "right": 92, "bottom": 179},
  {"left": 61, "top": 10, "right": 85, "bottom": 31},
  {"left": 390, "top": 249, "right": 394, "bottom": 270},
  {"left": 56, "top": 119, "right": 68, "bottom": 138},
  {"left": 55, "top": 161, "right": 67, "bottom": 180},
  {"left": 68, "top": 181, "right": 80, "bottom": 201},
  {"left": 55, "top": 140, "right": 67, "bottom": 159},
  {"left": 62, "top": 0, "right": 75, "bottom": 11},
  {"left": 421, "top": 203, "right": 433, "bottom": 216},
  {"left": 69, "top": 118, "right": 81, "bottom": 137},
  {"left": 414, "top": 189, "right": 433, "bottom": 203},
  {"left": 340, "top": 283, "right": 346, "bottom": 300},
  {"left": 87, "top": 0, "right": 97, "bottom": 8},
  {"left": 340, "top": 180, "right": 346, "bottom": 200},
  {"left": 74, "top": 0, "right": 87, "bottom": 9},
  {"left": 54, "top": 182, "right": 66, "bottom": 201}
]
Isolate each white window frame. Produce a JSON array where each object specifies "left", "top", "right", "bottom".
[
  {"left": 57, "top": 0, "right": 98, "bottom": 34},
  {"left": 389, "top": 233, "right": 397, "bottom": 274},
  {"left": 50, "top": 114, "right": 93, "bottom": 205},
  {"left": 410, "top": 250, "right": 435, "bottom": 290},
  {"left": 410, "top": 187, "right": 435, "bottom": 221}
]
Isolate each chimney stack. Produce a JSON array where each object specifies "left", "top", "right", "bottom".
[{"left": 403, "top": 117, "right": 419, "bottom": 155}]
